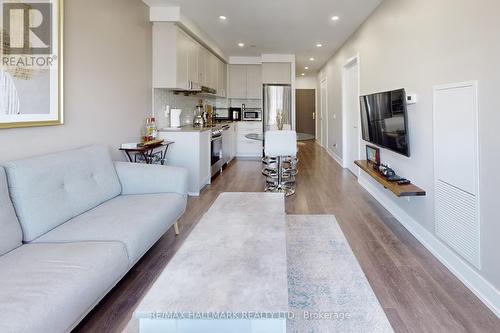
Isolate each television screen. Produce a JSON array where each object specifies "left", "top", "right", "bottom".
[{"left": 359, "top": 89, "right": 410, "bottom": 157}]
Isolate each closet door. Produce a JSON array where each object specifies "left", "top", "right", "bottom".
[{"left": 433, "top": 81, "right": 480, "bottom": 269}]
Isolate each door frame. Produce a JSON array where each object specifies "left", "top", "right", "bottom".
[
  {"left": 320, "top": 78, "right": 328, "bottom": 149},
  {"left": 342, "top": 54, "right": 361, "bottom": 173}
]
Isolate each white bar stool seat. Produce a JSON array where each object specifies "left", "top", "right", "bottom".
[{"left": 263, "top": 130, "right": 298, "bottom": 196}]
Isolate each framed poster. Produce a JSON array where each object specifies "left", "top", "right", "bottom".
[{"left": 0, "top": 0, "right": 63, "bottom": 129}]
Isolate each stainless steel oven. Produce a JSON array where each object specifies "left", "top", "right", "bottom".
[
  {"left": 242, "top": 109, "right": 262, "bottom": 121},
  {"left": 211, "top": 128, "right": 224, "bottom": 176}
]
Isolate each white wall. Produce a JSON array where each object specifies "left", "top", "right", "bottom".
[
  {"left": 318, "top": 0, "right": 500, "bottom": 311},
  {"left": 295, "top": 76, "right": 317, "bottom": 90},
  {"left": 0, "top": 0, "right": 152, "bottom": 162}
]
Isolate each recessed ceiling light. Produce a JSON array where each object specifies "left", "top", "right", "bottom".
[
  {"left": 238, "top": 42, "right": 245, "bottom": 47},
  {"left": 316, "top": 43, "right": 323, "bottom": 48},
  {"left": 331, "top": 15, "right": 340, "bottom": 21},
  {"left": 304, "top": 66, "right": 309, "bottom": 70},
  {"left": 309, "top": 57, "right": 315, "bottom": 61},
  {"left": 219, "top": 15, "right": 227, "bottom": 20},
  {"left": 301, "top": 73, "right": 305, "bottom": 76}
]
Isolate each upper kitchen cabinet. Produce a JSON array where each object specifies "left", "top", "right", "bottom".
[
  {"left": 262, "top": 62, "right": 291, "bottom": 84},
  {"left": 153, "top": 23, "right": 191, "bottom": 89},
  {"left": 198, "top": 46, "right": 208, "bottom": 87},
  {"left": 246, "top": 65, "right": 262, "bottom": 99},
  {"left": 228, "top": 64, "right": 262, "bottom": 99},
  {"left": 217, "top": 60, "right": 227, "bottom": 97},
  {"left": 153, "top": 23, "right": 227, "bottom": 95},
  {"left": 228, "top": 65, "right": 247, "bottom": 99},
  {"left": 207, "top": 53, "right": 219, "bottom": 92}
]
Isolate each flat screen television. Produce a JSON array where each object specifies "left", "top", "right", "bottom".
[{"left": 359, "top": 88, "right": 410, "bottom": 157}]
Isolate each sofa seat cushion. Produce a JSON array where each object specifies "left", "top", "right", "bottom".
[
  {"left": 0, "top": 241, "right": 128, "bottom": 333},
  {"left": 4, "top": 145, "right": 122, "bottom": 242},
  {"left": 34, "top": 193, "right": 187, "bottom": 266},
  {"left": 0, "top": 167, "right": 22, "bottom": 256}
]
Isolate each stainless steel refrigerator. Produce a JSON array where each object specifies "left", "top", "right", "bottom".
[{"left": 263, "top": 84, "right": 292, "bottom": 133}]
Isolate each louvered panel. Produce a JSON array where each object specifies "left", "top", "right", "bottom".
[{"left": 435, "top": 180, "right": 480, "bottom": 268}]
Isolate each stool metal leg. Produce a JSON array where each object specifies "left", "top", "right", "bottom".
[{"left": 264, "top": 155, "right": 296, "bottom": 196}]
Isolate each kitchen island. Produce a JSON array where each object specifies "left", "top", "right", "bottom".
[{"left": 159, "top": 127, "right": 211, "bottom": 196}]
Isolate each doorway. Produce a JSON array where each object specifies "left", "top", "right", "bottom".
[
  {"left": 320, "top": 79, "right": 328, "bottom": 148},
  {"left": 342, "top": 56, "right": 360, "bottom": 175},
  {"left": 296, "top": 89, "right": 316, "bottom": 139}
]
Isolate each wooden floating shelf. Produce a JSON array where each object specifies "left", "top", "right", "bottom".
[{"left": 354, "top": 160, "right": 426, "bottom": 197}]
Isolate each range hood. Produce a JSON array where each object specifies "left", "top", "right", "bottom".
[{"left": 173, "top": 82, "right": 217, "bottom": 96}]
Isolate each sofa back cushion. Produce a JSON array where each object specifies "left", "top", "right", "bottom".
[
  {"left": 0, "top": 167, "right": 22, "bottom": 255},
  {"left": 4, "top": 145, "right": 122, "bottom": 242}
]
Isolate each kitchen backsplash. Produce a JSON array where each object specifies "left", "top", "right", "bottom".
[
  {"left": 153, "top": 89, "right": 262, "bottom": 128},
  {"left": 153, "top": 89, "right": 217, "bottom": 128}
]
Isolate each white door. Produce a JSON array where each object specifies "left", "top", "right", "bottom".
[
  {"left": 343, "top": 58, "right": 360, "bottom": 174},
  {"left": 320, "top": 79, "right": 328, "bottom": 148}
]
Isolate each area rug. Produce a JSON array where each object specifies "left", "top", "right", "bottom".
[
  {"left": 286, "top": 215, "right": 393, "bottom": 332},
  {"left": 125, "top": 193, "right": 393, "bottom": 332}
]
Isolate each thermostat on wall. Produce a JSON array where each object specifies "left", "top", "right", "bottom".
[{"left": 406, "top": 94, "right": 418, "bottom": 105}]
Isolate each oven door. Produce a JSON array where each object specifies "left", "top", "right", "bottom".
[{"left": 211, "top": 135, "right": 223, "bottom": 176}]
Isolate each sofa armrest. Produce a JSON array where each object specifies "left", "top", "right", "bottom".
[{"left": 114, "top": 162, "right": 188, "bottom": 196}]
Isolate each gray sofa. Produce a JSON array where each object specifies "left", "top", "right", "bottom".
[{"left": 0, "top": 145, "right": 188, "bottom": 333}]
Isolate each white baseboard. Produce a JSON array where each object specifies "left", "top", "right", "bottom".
[
  {"left": 326, "top": 148, "right": 343, "bottom": 167},
  {"left": 357, "top": 176, "right": 500, "bottom": 318}
]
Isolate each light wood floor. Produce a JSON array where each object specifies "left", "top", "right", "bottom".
[{"left": 74, "top": 141, "right": 499, "bottom": 333}]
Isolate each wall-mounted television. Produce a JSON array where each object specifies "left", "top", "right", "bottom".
[{"left": 359, "top": 88, "right": 410, "bottom": 157}]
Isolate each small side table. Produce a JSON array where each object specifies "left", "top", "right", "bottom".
[{"left": 119, "top": 141, "right": 174, "bottom": 165}]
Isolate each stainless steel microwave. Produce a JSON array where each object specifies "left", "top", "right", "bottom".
[{"left": 242, "top": 109, "right": 262, "bottom": 121}]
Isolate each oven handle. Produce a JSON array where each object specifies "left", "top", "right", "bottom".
[{"left": 211, "top": 135, "right": 222, "bottom": 142}]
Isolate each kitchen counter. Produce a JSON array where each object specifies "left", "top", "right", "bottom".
[{"left": 159, "top": 121, "right": 235, "bottom": 133}]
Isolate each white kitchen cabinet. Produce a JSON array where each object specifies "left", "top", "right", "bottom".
[
  {"left": 222, "top": 123, "right": 236, "bottom": 164},
  {"left": 228, "top": 65, "right": 262, "bottom": 99},
  {"left": 153, "top": 24, "right": 190, "bottom": 90},
  {"left": 206, "top": 53, "right": 218, "bottom": 91},
  {"left": 187, "top": 36, "right": 199, "bottom": 87},
  {"left": 153, "top": 23, "right": 226, "bottom": 93},
  {"left": 158, "top": 130, "right": 211, "bottom": 196},
  {"left": 236, "top": 121, "right": 263, "bottom": 159},
  {"left": 246, "top": 65, "right": 262, "bottom": 99},
  {"left": 198, "top": 46, "right": 207, "bottom": 86},
  {"left": 228, "top": 65, "right": 247, "bottom": 99},
  {"left": 217, "top": 60, "right": 227, "bottom": 97},
  {"left": 262, "top": 62, "right": 291, "bottom": 84}
]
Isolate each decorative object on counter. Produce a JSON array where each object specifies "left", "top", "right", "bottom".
[
  {"left": 119, "top": 140, "right": 174, "bottom": 165},
  {"left": 206, "top": 104, "right": 215, "bottom": 126},
  {"left": 144, "top": 117, "right": 158, "bottom": 142},
  {"left": 276, "top": 111, "right": 284, "bottom": 130},
  {"left": 366, "top": 145, "right": 380, "bottom": 168},
  {"left": 263, "top": 130, "right": 298, "bottom": 196},
  {"left": 193, "top": 100, "right": 204, "bottom": 128},
  {"left": 170, "top": 109, "right": 182, "bottom": 128}
]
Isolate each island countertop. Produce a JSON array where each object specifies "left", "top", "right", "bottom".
[{"left": 159, "top": 121, "right": 235, "bottom": 133}]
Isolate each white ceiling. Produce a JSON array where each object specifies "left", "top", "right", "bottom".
[{"left": 144, "top": 0, "right": 382, "bottom": 75}]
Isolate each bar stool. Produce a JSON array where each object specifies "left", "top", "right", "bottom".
[{"left": 263, "top": 130, "right": 298, "bottom": 196}]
